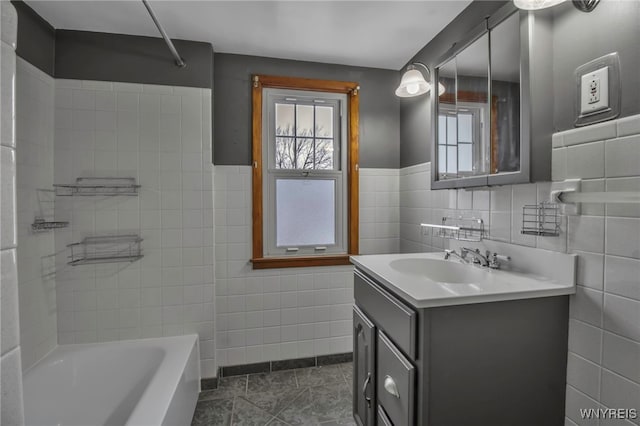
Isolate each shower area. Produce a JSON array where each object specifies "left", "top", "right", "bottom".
[{"left": 1, "top": 1, "right": 213, "bottom": 423}]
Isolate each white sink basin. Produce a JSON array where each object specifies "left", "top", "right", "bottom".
[
  {"left": 350, "top": 250, "right": 577, "bottom": 308},
  {"left": 389, "top": 258, "right": 488, "bottom": 284}
]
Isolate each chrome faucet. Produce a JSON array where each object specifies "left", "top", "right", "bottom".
[
  {"left": 446, "top": 247, "right": 511, "bottom": 269},
  {"left": 461, "top": 247, "right": 490, "bottom": 267},
  {"left": 444, "top": 249, "right": 467, "bottom": 263}
]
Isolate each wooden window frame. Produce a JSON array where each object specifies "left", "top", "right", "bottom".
[{"left": 251, "top": 75, "right": 359, "bottom": 269}]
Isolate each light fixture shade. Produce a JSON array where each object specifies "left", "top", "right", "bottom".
[
  {"left": 395, "top": 68, "right": 431, "bottom": 98},
  {"left": 513, "top": 0, "right": 565, "bottom": 10},
  {"left": 437, "top": 82, "right": 446, "bottom": 96}
]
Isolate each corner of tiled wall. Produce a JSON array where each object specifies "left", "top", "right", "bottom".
[
  {"left": 552, "top": 115, "right": 640, "bottom": 426},
  {"left": 15, "top": 57, "right": 57, "bottom": 372},
  {"left": 1, "top": 0, "right": 26, "bottom": 424},
  {"left": 359, "top": 168, "right": 400, "bottom": 254}
]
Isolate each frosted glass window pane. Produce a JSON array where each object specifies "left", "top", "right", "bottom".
[
  {"left": 459, "top": 144, "right": 472, "bottom": 172},
  {"left": 438, "top": 115, "right": 447, "bottom": 145},
  {"left": 447, "top": 115, "right": 457, "bottom": 145},
  {"left": 458, "top": 113, "right": 473, "bottom": 143},
  {"left": 295, "top": 139, "right": 314, "bottom": 169},
  {"left": 275, "top": 137, "right": 295, "bottom": 169},
  {"left": 438, "top": 146, "right": 447, "bottom": 173},
  {"left": 447, "top": 146, "right": 458, "bottom": 174},
  {"left": 276, "top": 179, "right": 336, "bottom": 247},
  {"left": 276, "top": 104, "right": 294, "bottom": 136},
  {"left": 315, "top": 140, "right": 334, "bottom": 169},
  {"left": 316, "top": 106, "right": 333, "bottom": 137},
  {"left": 296, "top": 105, "right": 314, "bottom": 137}
]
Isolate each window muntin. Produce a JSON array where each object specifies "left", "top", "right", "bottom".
[
  {"left": 437, "top": 103, "right": 486, "bottom": 177},
  {"left": 274, "top": 101, "right": 337, "bottom": 170},
  {"left": 264, "top": 89, "right": 347, "bottom": 257}
]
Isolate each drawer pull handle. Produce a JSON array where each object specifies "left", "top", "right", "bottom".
[
  {"left": 384, "top": 375, "right": 400, "bottom": 398},
  {"left": 362, "top": 372, "right": 372, "bottom": 406}
]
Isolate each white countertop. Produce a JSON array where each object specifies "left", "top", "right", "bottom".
[{"left": 350, "top": 252, "right": 576, "bottom": 309}]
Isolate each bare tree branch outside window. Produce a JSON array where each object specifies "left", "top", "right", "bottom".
[{"left": 275, "top": 116, "right": 334, "bottom": 170}]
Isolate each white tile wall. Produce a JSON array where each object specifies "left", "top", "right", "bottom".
[
  {"left": 400, "top": 114, "right": 640, "bottom": 425},
  {"left": 52, "top": 80, "right": 216, "bottom": 377},
  {"left": 554, "top": 118, "right": 639, "bottom": 426},
  {"left": 15, "top": 58, "right": 57, "bottom": 371},
  {"left": 1, "top": 1, "right": 25, "bottom": 423},
  {"left": 213, "top": 165, "right": 399, "bottom": 367},
  {"left": 359, "top": 168, "right": 400, "bottom": 254}
]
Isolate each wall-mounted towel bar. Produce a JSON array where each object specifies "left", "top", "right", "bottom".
[
  {"left": 558, "top": 191, "right": 640, "bottom": 204},
  {"left": 551, "top": 179, "right": 640, "bottom": 215}
]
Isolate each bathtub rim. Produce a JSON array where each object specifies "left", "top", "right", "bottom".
[{"left": 22, "top": 334, "right": 201, "bottom": 426}]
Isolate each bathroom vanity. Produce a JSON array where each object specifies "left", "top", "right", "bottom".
[{"left": 350, "top": 249, "right": 576, "bottom": 426}]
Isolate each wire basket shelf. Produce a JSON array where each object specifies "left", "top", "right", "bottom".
[
  {"left": 67, "top": 235, "right": 143, "bottom": 266},
  {"left": 521, "top": 202, "right": 560, "bottom": 236},
  {"left": 421, "top": 216, "right": 485, "bottom": 242},
  {"left": 54, "top": 177, "right": 140, "bottom": 196}
]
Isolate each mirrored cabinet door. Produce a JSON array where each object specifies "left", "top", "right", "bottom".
[
  {"left": 436, "top": 33, "right": 490, "bottom": 184},
  {"left": 431, "top": 3, "right": 552, "bottom": 189},
  {"left": 490, "top": 11, "right": 521, "bottom": 176}
]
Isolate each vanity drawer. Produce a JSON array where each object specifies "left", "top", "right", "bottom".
[
  {"left": 354, "top": 270, "right": 417, "bottom": 358},
  {"left": 377, "top": 331, "right": 415, "bottom": 426}
]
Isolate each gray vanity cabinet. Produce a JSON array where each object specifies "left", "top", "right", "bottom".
[
  {"left": 353, "top": 268, "right": 570, "bottom": 426},
  {"left": 353, "top": 306, "right": 376, "bottom": 426}
]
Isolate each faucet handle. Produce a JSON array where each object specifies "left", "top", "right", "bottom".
[{"left": 487, "top": 251, "right": 511, "bottom": 269}]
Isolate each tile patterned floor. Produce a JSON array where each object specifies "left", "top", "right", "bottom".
[{"left": 191, "top": 362, "right": 354, "bottom": 426}]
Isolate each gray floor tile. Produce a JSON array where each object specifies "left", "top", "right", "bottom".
[
  {"left": 319, "top": 418, "right": 357, "bottom": 426},
  {"left": 247, "top": 370, "right": 297, "bottom": 393},
  {"left": 339, "top": 363, "right": 353, "bottom": 384},
  {"left": 277, "top": 382, "right": 352, "bottom": 425},
  {"left": 265, "top": 418, "right": 291, "bottom": 426},
  {"left": 295, "top": 365, "right": 344, "bottom": 388},
  {"left": 230, "top": 397, "right": 275, "bottom": 426},
  {"left": 199, "top": 376, "right": 248, "bottom": 401},
  {"left": 191, "top": 398, "right": 234, "bottom": 426},
  {"left": 245, "top": 386, "right": 305, "bottom": 416},
  {"left": 194, "top": 363, "right": 355, "bottom": 426}
]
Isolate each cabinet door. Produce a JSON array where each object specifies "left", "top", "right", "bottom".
[{"left": 353, "top": 306, "right": 376, "bottom": 426}]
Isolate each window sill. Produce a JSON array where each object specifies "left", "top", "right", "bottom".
[{"left": 251, "top": 255, "right": 353, "bottom": 269}]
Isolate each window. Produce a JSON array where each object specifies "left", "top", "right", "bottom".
[
  {"left": 437, "top": 102, "right": 488, "bottom": 178},
  {"left": 251, "top": 75, "right": 359, "bottom": 269}
]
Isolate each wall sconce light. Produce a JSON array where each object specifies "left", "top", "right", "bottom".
[
  {"left": 395, "top": 62, "right": 446, "bottom": 98},
  {"left": 513, "top": 0, "right": 600, "bottom": 12}
]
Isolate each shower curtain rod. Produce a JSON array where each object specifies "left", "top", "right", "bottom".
[{"left": 142, "top": 0, "right": 186, "bottom": 68}]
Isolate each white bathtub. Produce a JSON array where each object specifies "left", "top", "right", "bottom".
[{"left": 23, "top": 334, "right": 200, "bottom": 426}]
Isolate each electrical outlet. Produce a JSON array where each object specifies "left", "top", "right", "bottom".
[
  {"left": 580, "top": 66, "right": 609, "bottom": 114},
  {"left": 588, "top": 78, "right": 600, "bottom": 103}
]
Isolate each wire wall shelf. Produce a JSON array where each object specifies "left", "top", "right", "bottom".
[
  {"left": 54, "top": 177, "right": 140, "bottom": 196},
  {"left": 67, "top": 235, "right": 143, "bottom": 266},
  {"left": 31, "top": 218, "right": 69, "bottom": 232},
  {"left": 521, "top": 202, "right": 560, "bottom": 237},
  {"left": 421, "top": 216, "right": 485, "bottom": 242}
]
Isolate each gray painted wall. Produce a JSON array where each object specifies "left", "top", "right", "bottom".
[
  {"left": 55, "top": 30, "right": 214, "bottom": 88},
  {"left": 399, "top": 1, "right": 507, "bottom": 168},
  {"left": 552, "top": 0, "right": 640, "bottom": 132},
  {"left": 214, "top": 53, "right": 400, "bottom": 168},
  {"left": 11, "top": 0, "right": 55, "bottom": 76},
  {"left": 10, "top": 1, "right": 215, "bottom": 88}
]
